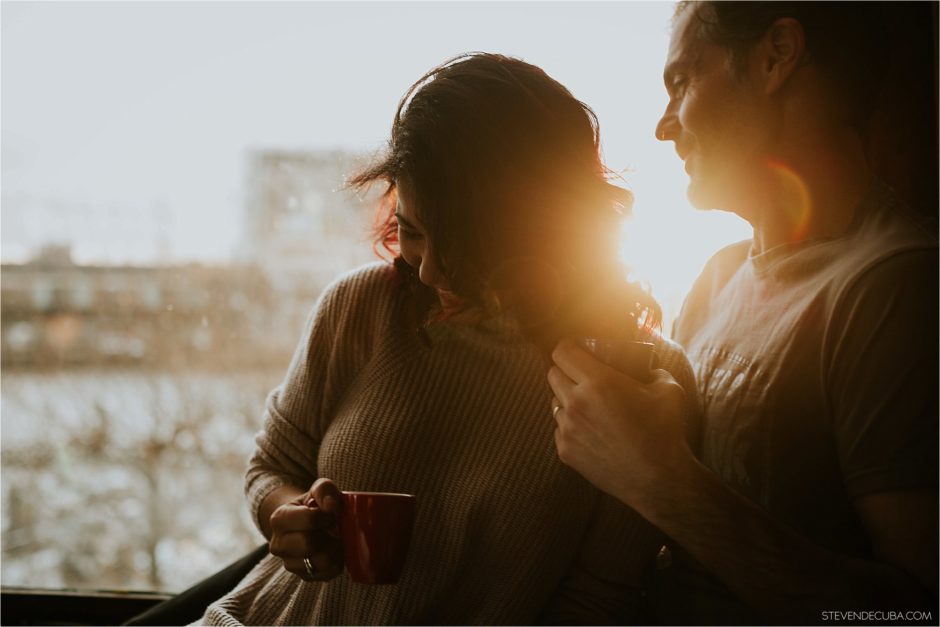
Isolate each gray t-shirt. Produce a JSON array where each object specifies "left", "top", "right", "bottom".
[{"left": 651, "top": 181, "right": 938, "bottom": 624}]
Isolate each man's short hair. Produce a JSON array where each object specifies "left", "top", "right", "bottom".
[{"left": 677, "top": 1, "right": 890, "bottom": 131}]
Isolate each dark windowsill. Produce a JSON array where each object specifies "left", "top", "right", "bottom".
[{"left": 0, "top": 586, "right": 172, "bottom": 626}]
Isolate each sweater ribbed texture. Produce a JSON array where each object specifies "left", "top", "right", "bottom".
[{"left": 201, "top": 262, "right": 698, "bottom": 626}]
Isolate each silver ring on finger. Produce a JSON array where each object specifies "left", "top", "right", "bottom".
[{"left": 303, "top": 557, "right": 316, "bottom": 578}]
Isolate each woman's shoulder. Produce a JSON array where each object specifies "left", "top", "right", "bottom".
[
  {"left": 643, "top": 331, "right": 702, "bottom": 449},
  {"left": 641, "top": 331, "right": 695, "bottom": 391},
  {"left": 327, "top": 260, "right": 398, "bottom": 292},
  {"left": 306, "top": 261, "right": 406, "bottom": 341},
  {"left": 648, "top": 332, "right": 684, "bottom": 360},
  {"left": 294, "top": 261, "right": 405, "bottom": 363},
  {"left": 319, "top": 260, "right": 401, "bottom": 310}
]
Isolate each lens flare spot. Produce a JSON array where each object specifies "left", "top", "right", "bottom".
[{"left": 766, "top": 160, "right": 812, "bottom": 242}]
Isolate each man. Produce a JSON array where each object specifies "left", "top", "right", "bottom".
[{"left": 548, "top": 2, "right": 938, "bottom": 624}]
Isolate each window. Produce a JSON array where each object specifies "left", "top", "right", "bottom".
[{"left": 1, "top": 2, "right": 750, "bottom": 594}]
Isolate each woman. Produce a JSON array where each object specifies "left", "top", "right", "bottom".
[{"left": 200, "top": 52, "right": 697, "bottom": 625}]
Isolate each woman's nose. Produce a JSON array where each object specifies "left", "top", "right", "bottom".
[{"left": 418, "top": 251, "right": 445, "bottom": 290}]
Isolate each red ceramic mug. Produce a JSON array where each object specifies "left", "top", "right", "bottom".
[
  {"left": 579, "top": 339, "right": 657, "bottom": 383},
  {"left": 340, "top": 491, "right": 417, "bottom": 584}
]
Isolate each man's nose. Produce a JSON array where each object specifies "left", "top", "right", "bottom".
[{"left": 655, "top": 109, "right": 678, "bottom": 142}]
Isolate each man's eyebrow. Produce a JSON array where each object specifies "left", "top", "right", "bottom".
[{"left": 663, "top": 60, "right": 685, "bottom": 86}]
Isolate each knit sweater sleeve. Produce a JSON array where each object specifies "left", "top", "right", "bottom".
[
  {"left": 244, "top": 263, "right": 392, "bottom": 533},
  {"left": 656, "top": 335, "right": 703, "bottom": 454},
  {"left": 538, "top": 337, "right": 699, "bottom": 624},
  {"left": 538, "top": 495, "right": 664, "bottom": 625}
]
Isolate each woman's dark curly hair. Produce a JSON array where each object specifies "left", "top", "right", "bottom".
[{"left": 350, "top": 52, "right": 660, "bottom": 354}]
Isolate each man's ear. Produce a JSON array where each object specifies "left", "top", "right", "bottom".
[{"left": 758, "top": 17, "right": 807, "bottom": 95}]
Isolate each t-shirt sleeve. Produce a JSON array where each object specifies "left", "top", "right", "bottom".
[
  {"left": 824, "top": 249, "right": 939, "bottom": 498},
  {"left": 244, "top": 266, "right": 385, "bottom": 533}
]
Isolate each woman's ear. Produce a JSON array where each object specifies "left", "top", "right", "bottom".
[{"left": 758, "top": 17, "right": 807, "bottom": 95}]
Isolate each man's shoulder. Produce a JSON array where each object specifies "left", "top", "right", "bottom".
[
  {"left": 864, "top": 180, "right": 937, "bottom": 243},
  {"left": 671, "top": 239, "right": 751, "bottom": 345},
  {"left": 826, "top": 193, "right": 937, "bottom": 304},
  {"left": 831, "top": 247, "right": 938, "bottom": 323},
  {"left": 847, "top": 182, "right": 938, "bottom": 263},
  {"left": 688, "top": 239, "right": 752, "bottom": 302},
  {"left": 702, "top": 239, "right": 752, "bottom": 278}
]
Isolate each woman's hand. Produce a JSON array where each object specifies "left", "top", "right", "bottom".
[
  {"left": 548, "top": 339, "right": 694, "bottom": 514},
  {"left": 268, "top": 478, "right": 345, "bottom": 581}
]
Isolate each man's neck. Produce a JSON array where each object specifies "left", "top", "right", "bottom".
[{"left": 748, "top": 131, "right": 873, "bottom": 254}]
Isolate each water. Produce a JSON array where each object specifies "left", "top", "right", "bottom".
[{"left": 1, "top": 368, "right": 284, "bottom": 593}]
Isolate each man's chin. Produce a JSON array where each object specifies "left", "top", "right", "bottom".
[
  {"left": 686, "top": 173, "right": 746, "bottom": 213},
  {"left": 686, "top": 179, "right": 721, "bottom": 211},
  {"left": 687, "top": 179, "right": 757, "bottom": 224}
]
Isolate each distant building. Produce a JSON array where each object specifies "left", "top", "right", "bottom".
[
  {"left": 238, "top": 149, "right": 384, "bottom": 345},
  {"left": 1, "top": 150, "right": 386, "bottom": 370},
  {"left": 240, "top": 149, "right": 380, "bottom": 290},
  {"left": 1, "top": 246, "right": 279, "bottom": 369}
]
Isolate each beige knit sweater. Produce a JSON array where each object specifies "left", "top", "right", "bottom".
[{"left": 201, "top": 262, "right": 698, "bottom": 626}]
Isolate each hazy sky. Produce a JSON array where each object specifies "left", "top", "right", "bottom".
[{"left": 1, "top": 0, "right": 750, "bottom": 320}]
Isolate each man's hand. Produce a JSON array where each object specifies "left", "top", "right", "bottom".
[
  {"left": 547, "top": 339, "right": 692, "bottom": 511},
  {"left": 268, "top": 478, "right": 345, "bottom": 581},
  {"left": 548, "top": 340, "right": 938, "bottom": 620}
]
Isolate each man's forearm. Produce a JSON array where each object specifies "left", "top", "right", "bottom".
[{"left": 634, "top": 457, "right": 933, "bottom": 623}]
